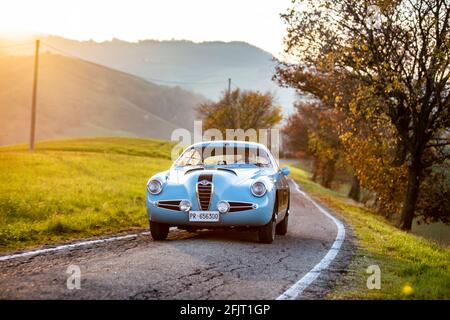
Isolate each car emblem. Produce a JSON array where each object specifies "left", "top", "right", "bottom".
[{"left": 199, "top": 180, "right": 210, "bottom": 185}]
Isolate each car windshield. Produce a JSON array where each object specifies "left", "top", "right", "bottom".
[{"left": 175, "top": 145, "right": 272, "bottom": 168}]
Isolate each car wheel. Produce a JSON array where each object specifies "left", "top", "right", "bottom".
[
  {"left": 150, "top": 221, "right": 169, "bottom": 240},
  {"left": 276, "top": 212, "right": 289, "bottom": 235},
  {"left": 258, "top": 218, "right": 276, "bottom": 244}
]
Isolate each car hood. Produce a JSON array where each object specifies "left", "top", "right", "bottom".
[{"left": 166, "top": 167, "right": 274, "bottom": 186}]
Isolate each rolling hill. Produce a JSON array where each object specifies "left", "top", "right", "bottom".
[
  {"left": 0, "top": 53, "right": 206, "bottom": 145},
  {"left": 5, "top": 36, "right": 297, "bottom": 114}
]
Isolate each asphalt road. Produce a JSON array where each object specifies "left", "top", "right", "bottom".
[{"left": 0, "top": 180, "right": 353, "bottom": 299}]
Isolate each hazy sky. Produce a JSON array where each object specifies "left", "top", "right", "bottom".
[{"left": 0, "top": 0, "right": 292, "bottom": 57}]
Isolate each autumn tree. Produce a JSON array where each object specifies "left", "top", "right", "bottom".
[
  {"left": 277, "top": 66, "right": 363, "bottom": 199},
  {"left": 279, "top": 70, "right": 406, "bottom": 206},
  {"left": 282, "top": 109, "right": 309, "bottom": 159},
  {"left": 277, "top": 0, "right": 450, "bottom": 230},
  {"left": 340, "top": 113, "right": 408, "bottom": 216},
  {"left": 284, "top": 102, "right": 346, "bottom": 189},
  {"left": 196, "top": 88, "right": 283, "bottom": 134}
]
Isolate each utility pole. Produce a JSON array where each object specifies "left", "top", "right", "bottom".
[
  {"left": 227, "top": 78, "right": 231, "bottom": 105},
  {"left": 29, "top": 39, "right": 40, "bottom": 151},
  {"left": 227, "top": 78, "right": 235, "bottom": 127}
]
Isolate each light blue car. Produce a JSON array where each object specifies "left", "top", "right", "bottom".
[{"left": 146, "top": 140, "right": 290, "bottom": 243}]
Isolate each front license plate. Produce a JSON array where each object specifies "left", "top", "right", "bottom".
[{"left": 189, "top": 211, "right": 220, "bottom": 222}]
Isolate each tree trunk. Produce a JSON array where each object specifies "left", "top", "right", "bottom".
[
  {"left": 399, "top": 164, "right": 422, "bottom": 231},
  {"left": 312, "top": 158, "right": 321, "bottom": 182},
  {"left": 321, "top": 159, "right": 336, "bottom": 189},
  {"left": 348, "top": 174, "right": 361, "bottom": 202}
]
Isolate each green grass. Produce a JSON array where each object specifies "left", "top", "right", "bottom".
[
  {"left": 288, "top": 165, "right": 450, "bottom": 299},
  {"left": 0, "top": 137, "right": 173, "bottom": 252},
  {"left": 412, "top": 220, "right": 450, "bottom": 246},
  {"left": 1, "top": 137, "right": 176, "bottom": 159}
]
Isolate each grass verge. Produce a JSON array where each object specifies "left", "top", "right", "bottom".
[
  {"left": 288, "top": 165, "right": 450, "bottom": 299},
  {"left": 0, "top": 137, "right": 173, "bottom": 252}
]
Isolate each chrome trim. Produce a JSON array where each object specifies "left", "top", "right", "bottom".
[
  {"left": 250, "top": 180, "right": 267, "bottom": 197},
  {"left": 184, "top": 167, "right": 205, "bottom": 175},
  {"left": 147, "top": 178, "right": 163, "bottom": 195},
  {"left": 179, "top": 199, "right": 192, "bottom": 212},
  {"left": 216, "top": 200, "right": 230, "bottom": 213},
  {"left": 154, "top": 199, "right": 184, "bottom": 212},
  {"left": 216, "top": 167, "right": 237, "bottom": 175},
  {"left": 196, "top": 181, "right": 213, "bottom": 211},
  {"left": 223, "top": 201, "right": 258, "bottom": 213}
]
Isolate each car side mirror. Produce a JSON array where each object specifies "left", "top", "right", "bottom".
[{"left": 280, "top": 166, "right": 290, "bottom": 176}]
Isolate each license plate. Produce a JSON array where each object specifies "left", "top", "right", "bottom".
[{"left": 189, "top": 211, "right": 220, "bottom": 222}]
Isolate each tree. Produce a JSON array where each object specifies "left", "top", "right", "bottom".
[
  {"left": 282, "top": 109, "right": 309, "bottom": 159},
  {"left": 339, "top": 114, "right": 408, "bottom": 216},
  {"left": 277, "top": 66, "right": 361, "bottom": 196},
  {"left": 278, "top": 0, "right": 450, "bottom": 230},
  {"left": 196, "top": 89, "right": 283, "bottom": 134},
  {"left": 416, "top": 162, "right": 450, "bottom": 224}
]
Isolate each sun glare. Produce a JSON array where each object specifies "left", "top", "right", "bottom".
[{"left": 0, "top": 0, "right": 291, "bottom": 57}]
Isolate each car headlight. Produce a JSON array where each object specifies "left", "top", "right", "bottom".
[
  {"left": 217, "top": 200, "right": 230, "bottom": 214},
  {"left": 179, "top": 200, "right": 192, "bottom": 212},
  {"left": 251, "top": 181, "right": 267, "bottom": 197},
  {"left": 147, "top": 179, "right": 163, "bottom": 195}
]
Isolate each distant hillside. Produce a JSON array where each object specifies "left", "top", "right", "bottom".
[
  {"left": 0, "top": 53, "right": 206, "bottom": 145},
  {"left": 38, "top": 36, "right": 296, "bottom": 114}
]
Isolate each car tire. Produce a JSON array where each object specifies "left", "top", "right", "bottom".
[
  {"left": 150, "top": 221, "right": 169, "bottom": 240},
  {"left": 276, "top": 212, "right": 289, "bottom": 235},
  {"left": 258, "top": 218, "right": 276, "bottom": 244}
]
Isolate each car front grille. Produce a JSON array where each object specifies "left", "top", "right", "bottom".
[
  {"left": 155, "top": 200, "right": 182, "bottom": 211},
  {"left": 228, "top": 201, "right": 258, "bottom": 212},
  {"left": 196, "top": 174, "right": 213, "bottom": 210}
]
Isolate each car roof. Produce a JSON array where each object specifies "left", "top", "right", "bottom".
[{"left": 189, "top": 140, "right": 269, "bottom": 150}]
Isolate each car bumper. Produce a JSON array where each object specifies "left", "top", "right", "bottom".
[{"left": 146, "top": 196, "right": 274, "bottom": 227}]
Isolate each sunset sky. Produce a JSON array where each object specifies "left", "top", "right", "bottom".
[{"left": 0, "top": 0, "right": 293, "bottom": 57}]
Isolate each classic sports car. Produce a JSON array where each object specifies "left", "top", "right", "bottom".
[{"left": 146, "top": 140, "right": 290, "bottom": 243}]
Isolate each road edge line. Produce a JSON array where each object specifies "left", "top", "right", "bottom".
[
  {"left": 276, "top": 179, "right": 346, "bottom": 300},
  {"left": 0, "top": 232, "right": 150, "bottom": 262}
]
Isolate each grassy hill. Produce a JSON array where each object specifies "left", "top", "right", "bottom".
[
  {"left": 0, "top": 53, "right": 206, "bottom": 146},
  {"left": 0, "top": 137, "right": 174, "bottom": 251},
  {"left": 288, "top": 165, "right": 450, "bottom": 299}
]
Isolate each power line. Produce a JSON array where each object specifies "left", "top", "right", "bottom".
[
  {"left": 0, "top": 42, "right": 34, "bottom": 50},
  {"left": 0, "top": 41, "right": 232, "bottom": 87},
  {"left": 144, "top": 77, "right": 227, "bottom": 86},
  {"left": 41, "top": 42, "right": 92, "bottom": 61},
  {"left": 40, "top": 42, "right": 229, "bottom": 86},
  {"left": 230, "top": 80, "right": 241, "bottom": 89}
]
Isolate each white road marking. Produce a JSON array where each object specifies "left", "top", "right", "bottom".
[
  {"left": 277, "top": 180, "right": 346, "bottom": 300},
  {"left": 0, "top": 232, "right": 150, "bottom": 262}
]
